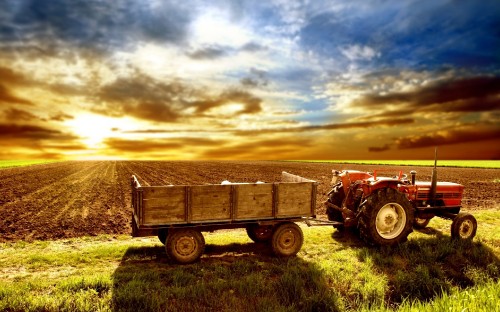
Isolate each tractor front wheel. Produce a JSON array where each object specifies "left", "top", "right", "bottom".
[
  {"left": 451, "top": 213, "right": 477, "bottom": 240},
  {"left": 358, "top": 188, "right": 414, "bottom": 246}
]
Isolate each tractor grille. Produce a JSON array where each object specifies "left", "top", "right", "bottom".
[{"left": 417, "top": 192, "right": 461, "bottom": 200}]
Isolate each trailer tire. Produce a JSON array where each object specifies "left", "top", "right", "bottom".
[
  {"left": 271, "top": 222, "right": 303, "bottom": 257},
  {"left": 246, "top": 224, "right": 274, "bottom": 242},
  {"left": 166, "top": 229, "right": 205, "bottom": 264},
  {"left": 451, "top": 213, "right": 477, "bottom": 241},
  {"left": 358, "top": 188, "right": 414, "bottom": 246},
  {"left": 327, "top": 185, "right": 345, "bottom": 231},
  {"left": 158, "top": 229, "right": 168, "bottom": 245},
  {"left": 413, "top": 217, "right": 432, "bottom": 229}
]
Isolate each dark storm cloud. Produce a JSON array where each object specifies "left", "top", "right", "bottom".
[
  {"left": 352, "top": 76, "right": 500, "bottom": 116},
  {"left": 104, "top": 137, "right": 223, "bottom": 152},
  {"left": 0, "top": 0, "right": 192, "bottom": 55},
  {"left": 395, "top": 124, "right": 500, "bottom": 149}
]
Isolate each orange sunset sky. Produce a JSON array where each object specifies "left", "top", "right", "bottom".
[{"left": 0, "top": 1, "right": 499, "bottom": 160}]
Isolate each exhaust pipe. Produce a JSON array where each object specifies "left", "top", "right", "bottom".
[{"left": 429, "top": 147, "right": 438, "bottom": 207}]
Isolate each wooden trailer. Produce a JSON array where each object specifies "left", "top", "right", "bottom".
[{"left": 131, "top": 172, "right": 318, "bottom": 263}]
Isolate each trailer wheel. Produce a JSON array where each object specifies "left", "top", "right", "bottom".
[
  {"left": 158, "top": 229, "right": 168, "bottom": 245},
  {"left": 246, "top": 224, "right": 274, "bottom": 242},
  {"left": 358, "top": 188, "right": 414, "bottom": 246},
  {"left": 271, "top": 222, "right": 303, "bottom": 257},
  {"left": 166, "top": 229, "right": 205, "bottom": 264},
  {"left": 413, "top": 217, "right": 432, "bottom": 229},
  {"left": 451, "top": 213, "right": 477, "bottom": 240}
]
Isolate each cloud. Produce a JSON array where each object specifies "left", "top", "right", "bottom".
[
  {"left": 368, "top": 144, "right": 391, "bottom": 152},
  {"left": 340, "top": 44, "right": 380, "bottom": 61},
  {"left": 1, "top": 108, "right": 40, "bottom": 121},
  {"left": 191, "top": 89, "right": 262, "bottom": 115},
  {"left": 347, "top": 75, "right": 500, "bottom": 120},
  {"left": 240, "top": 68, "right": 269, "bottom": 88},
  {"left": 0, "top": 0, "right": 193, "bottom": 55},
  {"left": 187, "top": 45, "right": 228, "bottom": 60},
  {"left": 104, "top": 137, "right": 222, "bottom": 152},
  {"left": 395, "top": 124, "right": 500, "bottom": 149},
  {"left": 0, "top": 85, "right": 33, "bottom": 105},
  {"left": 201, "top": 137, "right": 313, "bottom": 159},
  {"left": 96, "top": 74, "right": 185, "bottom": 122},
  {"left": 0, "top": 123, "right": 77, "bottom": 141}
]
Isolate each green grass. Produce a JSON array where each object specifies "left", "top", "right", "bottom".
[
  {"left": 0, "top": 160, "right": 59, "bottom": 169},
  {"left": 285, "top": 160, "right": 500, "bottom": 169},
  {"left": 1, "top": 210, "right": 499, "bottom": 311}
]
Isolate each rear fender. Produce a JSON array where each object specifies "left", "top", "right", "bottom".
[{"left": 361, "top": 179, "right": 404, "bottom": 197}]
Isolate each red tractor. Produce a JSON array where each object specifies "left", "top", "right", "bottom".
[{"left": 325, "top": 158, "right": 477, "bottom": 246}]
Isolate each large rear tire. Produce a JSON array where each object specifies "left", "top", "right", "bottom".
[
  {"left": 451, "top": 212, "right": 477, "bottom": 240},
  {"left": 246, "top": 224, "right": 274, "bottom": 242},
  {"left": 358, "top": 188, "right": 414, "bottom": 246},
  {"left": 166, "top": 229, "right": 205, "bottom": 264},
  {"left": 271, "top": 222, "right": 303, "bottom": 257},
  {"left": 326, "top": 185, "right": 345, "bottom": 230}
]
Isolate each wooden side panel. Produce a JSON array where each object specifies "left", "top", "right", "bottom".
[
  {"left": 276, "top": 183, "right": 313, "bottom": 217},
  {"left": 234, "top": 184, "right": 273, "bottom": 220},
  {"left": 191, "top": 185, "right": 231, "bottom": 222},
  {"left": 142, "top": 186, "right": 186, "bottom": 224}
]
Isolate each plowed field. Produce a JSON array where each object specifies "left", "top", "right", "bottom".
[{"left": 1, "top": 161, "right": 499, "bottom": 242}]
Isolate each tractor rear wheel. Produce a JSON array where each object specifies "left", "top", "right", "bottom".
[
  {"left": 413, "top": 217, "right": 432, "bottom": 229},
  {"left": 246, "top": 224, "right": 274, "bottom": 242},
  {"left": 271, "top": 222, "right": 303, "bottom": 257},
  {"left": 451, "top": 212, "right": 477, "bottom": 240},
  {"left": 326, "top": 185, "right": 345, "bottom": 230},
  {"left": 358, "top": 188, "right": 414, "bottom": 246},
  {"left": 166, "top": 229, "right": 205, "bottom": 264}
]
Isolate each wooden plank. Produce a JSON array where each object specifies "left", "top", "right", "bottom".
[
  {"left": 234, "top": 184, "right": 273, "bottom": 220},
  {"left": 190, "top": 185, "right": 231, "bottom": 222},
  {"left": 276, "top": 182, "right": 314, "bottom": 217},
  {"left": 142, "top": 186, "right": 186, "bottom": 224}
]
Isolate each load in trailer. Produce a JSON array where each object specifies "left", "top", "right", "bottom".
[{"left": 131, "top": 172, "right": 318, "bottom": 263}]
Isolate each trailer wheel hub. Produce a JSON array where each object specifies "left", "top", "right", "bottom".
[
  {"left": 376, "top": 203, "right": 406, "bottom": 239},
  {"left": 175, "top": 236, "right": 196, "bottom": 256}
]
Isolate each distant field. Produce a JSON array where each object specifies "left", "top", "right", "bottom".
[
  {"left": 288, "top": 160, "right": 500, "bottom": 169},
  {"left": 0, "top": 160, "right": 59, "bottom": 169}
]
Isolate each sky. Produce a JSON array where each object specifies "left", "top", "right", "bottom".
[{"left": 0, "top": 0, "right": 499, "bottom": 160}]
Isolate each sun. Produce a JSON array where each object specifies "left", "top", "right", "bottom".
[{"left": 66, "top": 114, "right": 134, "bottom": 148}]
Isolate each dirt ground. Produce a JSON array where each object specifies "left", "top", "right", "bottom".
[{"left": 0, "top": 161, "right": 499, "bottom": 242}]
